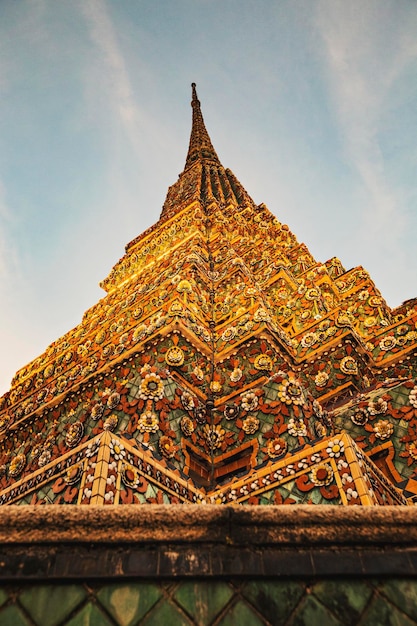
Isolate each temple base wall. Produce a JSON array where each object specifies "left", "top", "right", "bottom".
[{"left": 0, "top": 505, "right": 416, "bottom": 624}]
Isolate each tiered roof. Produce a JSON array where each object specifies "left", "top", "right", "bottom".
[{"left": 0, "top": 85, "right": 416, "bottom": 507}]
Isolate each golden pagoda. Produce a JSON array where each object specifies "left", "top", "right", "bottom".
[{"left": 1, "top": 83, "right": 416, "bottom": 508}]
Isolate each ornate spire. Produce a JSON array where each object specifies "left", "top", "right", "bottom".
[
  {"left": 159, "top": 84, "right": 255, "bottom": 222},
  {"left": 184, "top": 83, "right": 221, "bottom": 169}
]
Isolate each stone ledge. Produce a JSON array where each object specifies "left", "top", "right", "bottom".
[
  {"left": 0, "top": 504, "right": 416, "bottom": 545},
  {"left": 0, "top": 505, "right": 416, "bottom": 579}
]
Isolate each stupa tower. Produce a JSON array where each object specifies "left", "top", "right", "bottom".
[{"left": 0, "top": 85, "right": 416, "bottom": 507}]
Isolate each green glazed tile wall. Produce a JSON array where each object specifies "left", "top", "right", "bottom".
[{"left": 0, "top": 578, "right": 416, "bottom": 626}]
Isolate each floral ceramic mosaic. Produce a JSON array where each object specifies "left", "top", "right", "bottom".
[{"left": 0, "top": 85, "right": 416, "bottom": 506}]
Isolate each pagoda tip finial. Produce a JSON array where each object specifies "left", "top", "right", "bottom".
[
  {"left": 184, "top": 82, "right": 219, "bottom": 169},
  {"left": 191, "top": 83, "right": 199, "bottom": 106}
]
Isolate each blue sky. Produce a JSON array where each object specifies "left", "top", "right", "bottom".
[{"left": 0, "top": 0, "right": 416, "bottom": 393}]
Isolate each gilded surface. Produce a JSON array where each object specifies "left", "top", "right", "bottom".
[{"left": 0, "top": 86, "right": 416, "bottom": 506}]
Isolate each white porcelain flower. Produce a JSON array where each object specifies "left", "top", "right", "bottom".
[{"left": 326, "top": 439, "right": 344, "bottom": 458}]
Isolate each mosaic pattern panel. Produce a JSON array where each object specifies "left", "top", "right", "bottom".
[
  {"left": 1, "top": 429, "right": 406, "bottom": 507},
  {"left": 1, "top": 84, "right": 417, "bottom": 505}
]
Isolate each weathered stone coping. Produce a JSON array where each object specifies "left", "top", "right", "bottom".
[
  {"left": 0, "top": 504, "right": 415, "bottom": 545},
  {"left": 0, "top": 505, "right": 416, "bottom": 579}
]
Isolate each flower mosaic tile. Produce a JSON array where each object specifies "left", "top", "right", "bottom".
[{"left": 1, "top": 85, "right": 417, "bottom": 507}]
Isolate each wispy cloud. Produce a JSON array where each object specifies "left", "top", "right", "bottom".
[
  {"left": 78, "top": 0, "right": 176, "bottom": 244},
  {"left": 80, "top": 0, "right": 157, "bottom": 161},
  {"left": 315, "top": 1, "right": 417, "bottom": 243}
]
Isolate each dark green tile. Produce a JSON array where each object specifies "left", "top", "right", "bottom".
[
  {"left": 378, "top": 580, "right": 417, "bottom": 621},
  {"left": 312, "top": 580, "right": 373, "bottom": 626},
  {"left": 243, "top": 580, "right": 305, "bottom": 624},
  {"left": 174, "top": 581, "right": 234, "bottom": 624},
  {"left": 217, "top": 600, "right": 265, "bottom": 626},
  {"left": 0, "top": 591, "right": 8, "bottom": 609},
  {"left": 66, "top": 602, "right": 114, "bottom": 626},
  {"left": 142, "top": 599, "right": 192, "bottom": 626},
  {"left": 0, "top": 605, "right": 31, "bottom": 626},
  {"left": 359, "top": 594, "right": 417, "bottom": 626},
  {"left": 289, "top": 595, "right": 343, "bottom": 626},
  {"left": 19, "top": 585, "right": 87, "bottom": 626},
  {"left": 97, "top": 582, "right": 161, "bottom": 626}
]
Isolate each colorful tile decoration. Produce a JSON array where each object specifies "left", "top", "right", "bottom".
[{"left": 0, "top": 84, "right": 416, "bottom": 507}]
